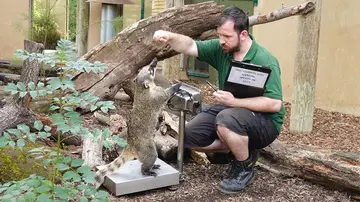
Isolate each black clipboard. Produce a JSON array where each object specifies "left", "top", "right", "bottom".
[{"left": 223, "top": 60, "right": 272, "bottom": 98}]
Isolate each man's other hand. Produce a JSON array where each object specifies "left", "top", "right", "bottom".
[
  {"left": 153, "top": 30, "right": 172, "bottom": 43},
  {"left": 213, "top": 90, "right": 235, "bottom": 107}
]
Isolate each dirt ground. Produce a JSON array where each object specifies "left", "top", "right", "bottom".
[{"left": 98, "top": 80, "right": 359, "bottom": 202}]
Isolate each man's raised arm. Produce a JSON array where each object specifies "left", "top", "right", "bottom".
[{"left": 153, "top": 30, "right": 198, "bottom": 57}]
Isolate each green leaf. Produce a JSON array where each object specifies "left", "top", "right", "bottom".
[
  {"left": 36, "top": 194, "right": 52, "bottom": 202},
  {"left": 29, "top": 91, "right": 38, "bottom": 98},
  {"left": 92, "top": 128, "right": 100, "bottom": 138},
  {"left": 27, "top": 82, "right": 35, "bottom": 91},
  {"left": 37, "top": 82, "right": 45, "bottom": 88},
  {"left": 71, "top": 159, "right": 84, "bottom": 167},
  {"left": 90, "top": 105, "right": 97, "bottom": 112},
  {"left": 103, "top": 140, "right": 112, "bottom": 149},
  {"left": 62, "top": 78, "right": 75, "bottom": 90},
  {"left": 62, "top": 171, "right": 77, "bottom": 181},
  {"left": 0, "top": 139, "right": 9, "bottom": 148},
  {"left": 78, "top": 196, "right": 88, "bottom": 202},
  {"left": 38, "top": 132, "right": 50, "bottom": 138},
  {"left": 4, "top": 83, "right": 18, "bottom": 92},
  {"left": 83, "top": 176, "right": 95, "bottom": 184},
  {"left": 16, "top": 195, "right": 25, "bottom": 202},
  {"left": 19, "top": 91, "right": 27, "bottom": 98},
  {"left": 112, "top": 136, "right": 128, "bottom": 147},
  {"left": 26, "top": 179, "right": 41, "bottom": 187},
  {"left": 49, "top": 113, "right": 65, "bottom": 125},
  {"left": 16, "top": 82, "right": 26, "bottom": 91},
  {"left": 102, "top": 128, "right": 111, "bottom": 139},
  {"left": 7, "top": 128, "right": 22, "bottom": 137},
  {"left": 76, "top": 184, "right": 87, "bottom": 191},
  {"left": 17, "top": 138, "right": 25, "bottom": 149},
  {"left": 42, "top": 159, "right": 52, "bottom": 166},
  {"left": 55, "top": 163, "right": 70, "bottom": 171},
  {"left": 54, "top": 186, "right": 69, "bottom": 200},
  {"left": 25, "top": 191, "right": 36, "bottom": 202},
  {"left": 63, "top": 156, "right": 72, "bottom": 164},
  {"left": 49, "top": 105, "right": 59, "bottom": 111},
  {"left": 100, "top": 106, "right": 108, "bottom": 113},
  {"left": 77, "top": 166, "right": 92, "bottom": 175},
  {"left": 34, "top": 184, "right": 51, "bottom": 193},
  {"left": 33, "top": 120, "right": 43, "bottom": 131},
  {"left": 63, "top": 106, "right": 73, "bottom": 112},
  {"left": 17, "top": 124, "right": 30, "bottom": 134},
  {"left": 95, "top": 190, "right": 108, "bottom": 199},
  {"left": 28, "top": 133, "right": 37, "bottom": 142},
  {"left": 44, "top": 126, "right": 51, "bottom": 132},
  {"left": 48, "top": 78, "right": 61, "bottom": 90},
  {"left": 8, "top": 141, "right": 15, "bottom": 148}
]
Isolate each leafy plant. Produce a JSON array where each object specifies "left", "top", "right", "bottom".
[
  {"left": 0, "top": 39, "right": 127, "bottom": 201},
  {"left": 31, "top": 0, "right": 63, "bottom": 49}
]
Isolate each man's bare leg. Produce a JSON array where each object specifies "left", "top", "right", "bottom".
[
  {"left": 216, "top": 125, "right": 249, "bottom": 161},
  {"left": 188, "top": 139, "right": 230, "bottom": 153}
]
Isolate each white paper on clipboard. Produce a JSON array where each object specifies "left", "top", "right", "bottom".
[{"left": 227, "top": 65, "right": 270, "bottom": 88}]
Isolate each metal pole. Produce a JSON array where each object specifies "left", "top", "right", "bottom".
[
  {"left": 140, "top": 0, "right": 145, "bottom": 19},
  {"left": 177, "top": 110, "right": 185, "bottom": 174}
]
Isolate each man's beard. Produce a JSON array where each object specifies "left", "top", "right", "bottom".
[{"left": 223, "top": 37, "right": 241, "bottom": 53}]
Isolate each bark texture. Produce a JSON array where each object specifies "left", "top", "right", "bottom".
[
  {"left": 260, "top": 139, "right": 360, "bottom": 193},
  {"left": 0, "top": 40, "right": 44, "bottom": 134},
  {"left": 290, "top": 0, "right": 322, "bottom": 134}
]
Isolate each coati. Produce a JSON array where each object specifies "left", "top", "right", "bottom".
[{"left": 94, "top": 57, "right": 182, "bottom": 188}]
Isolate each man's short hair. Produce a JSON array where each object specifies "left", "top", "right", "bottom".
[{"left": 218, "top": 6, "right": 249, "bottom": 34}]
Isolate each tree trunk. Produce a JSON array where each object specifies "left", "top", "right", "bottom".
[
  {"left": 76, "top": 0, "right": 89, "bottom": 57},
  {"left": 290, "top": 0, "right": 322, "bottom": 134},
  {"left": 0, "top": 40, "right": 44, "bottom": 134},
  {"left": 72, "top": 1, "right": 316, "bottom": 100},
  {"left": 259, "top": 139, "right": 360, "bottom": 193}
]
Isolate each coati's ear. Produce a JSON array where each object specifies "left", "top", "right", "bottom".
[{"left": 144, "top": 81, "right": 149, "bottom": 88}]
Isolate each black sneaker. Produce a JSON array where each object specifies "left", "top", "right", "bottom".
[{"left": 217, "top": 151, "right": 259, "bottom": 194}]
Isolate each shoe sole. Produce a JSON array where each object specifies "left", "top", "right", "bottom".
[{"left": 216, "top": 175, "right": 254, "bottom": 195}]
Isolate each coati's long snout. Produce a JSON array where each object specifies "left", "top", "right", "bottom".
[
  {"left": 133, "top": 57, "right": 158, "bottom": 88},
  {"left": 148, "top": 57, "right": 158, "bottom": 77}
]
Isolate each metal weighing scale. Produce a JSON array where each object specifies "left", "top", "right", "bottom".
[{"left": 102, "top": 83, "right": 202, "bottom": 196}]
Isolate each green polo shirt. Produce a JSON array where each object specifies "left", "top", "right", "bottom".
[{"left": 195, "top": 34, "right": 285, "bottom": 133}]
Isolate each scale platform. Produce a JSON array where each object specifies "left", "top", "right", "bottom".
[{"left": 102, "top": 158, "right": 180, "bottom": 196}]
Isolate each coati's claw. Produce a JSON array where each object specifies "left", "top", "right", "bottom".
[
  {"left": 142, "top": 170, "right": 158, "bottom": 177},
  {"left": 153, "top": 164, "right": 161, "bottom": 169}
]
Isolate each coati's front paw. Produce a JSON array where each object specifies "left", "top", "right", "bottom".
[
  {"left": 152, "top": 164, "right": 161, "bottom": 169},
  {"left": 142, "top": 170, "right": 158, "bottom": 177}
]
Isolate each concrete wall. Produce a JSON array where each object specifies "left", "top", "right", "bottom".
[
  {"left": 253, "top": 0, "right": 360, "bottom": 116},
  {"left": 0, "top": 0, "right": 30, "bottom": 59},
  {"left": 88, "top": 0, "right": 153, "bottom": 50},
  {"left": 0, "top": 0, "right": 67, "bottom": 59}
]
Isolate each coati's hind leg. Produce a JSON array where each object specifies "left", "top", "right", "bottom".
[
  {"left": 137, "top": 143, "right": 159, "bottom": 176},
  {"left": 153, "top": 164, "right": 161, "bottom": 169}
]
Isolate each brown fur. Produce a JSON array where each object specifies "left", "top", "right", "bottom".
[{"left": 94, "top": 58, "right": 181, "bottom": 188}]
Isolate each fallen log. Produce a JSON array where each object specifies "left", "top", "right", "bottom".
[
  {"left": 259, "top": 139, "right": 360, "bottom": 193},
  {"left": 72, "top": 1, "right": 316, "bottom": 100},
  {"left": 72, "top": 1, "right": 224, "bottom": 98}
]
